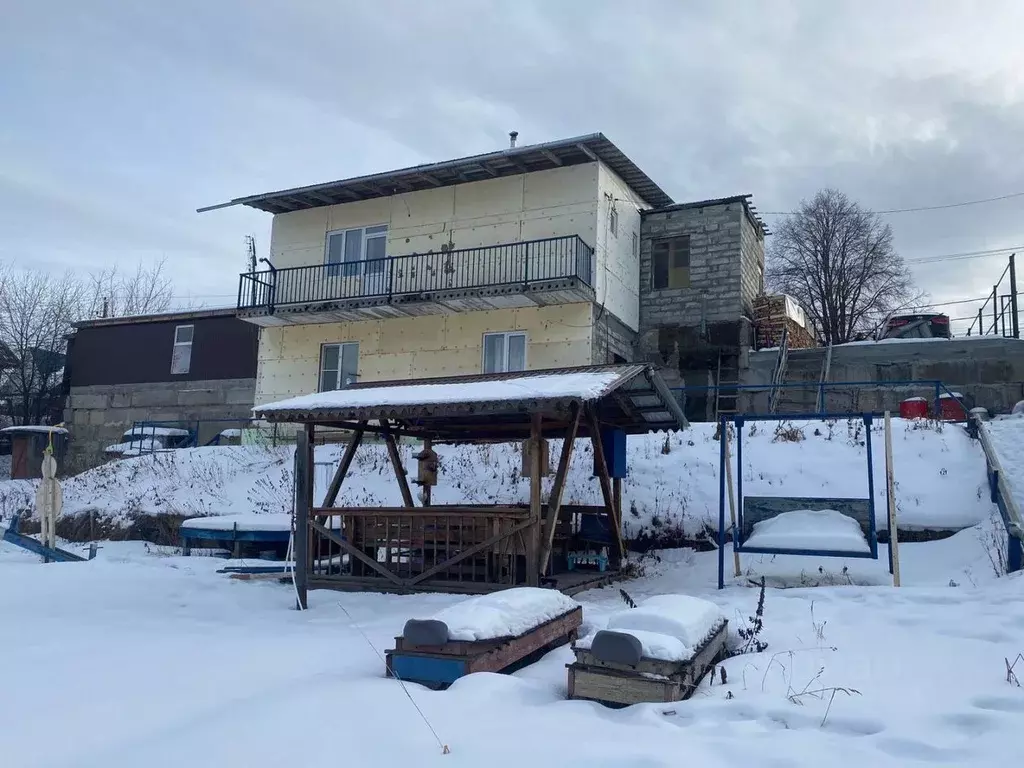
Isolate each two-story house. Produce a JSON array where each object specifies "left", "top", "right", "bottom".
[{"left": 200, "top": 133, "right": 767, "bottom": 421}]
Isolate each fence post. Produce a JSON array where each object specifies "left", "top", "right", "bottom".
[
  {"left": 992, "top": 286, "right": 998, "bottom": 335},
  {"left": 934, "top": 381, "right": 941, "bottom": 419},
  {"left": 1010, "top": 253, "right": 1019, "bottom": 339}
]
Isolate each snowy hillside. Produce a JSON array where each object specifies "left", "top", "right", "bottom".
[{"left": 0, "top": 418, "right": 994, "bottom": 538}]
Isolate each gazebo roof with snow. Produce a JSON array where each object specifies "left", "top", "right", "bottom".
[{"left": 253, "top": 364, "right": 686, "bottom": 441}]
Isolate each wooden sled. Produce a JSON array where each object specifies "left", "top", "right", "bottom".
[
  {"left": 567, "top": 620, "right": 729, "bottom": 707},
  {"left": 386, "top": 605, "right": 582, "bottom": 690}
]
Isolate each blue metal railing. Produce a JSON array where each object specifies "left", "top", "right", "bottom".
[{"left": 237, "top": 235, "right": 596, "bottom": 312}]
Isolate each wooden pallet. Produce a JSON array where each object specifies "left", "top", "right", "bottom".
[
  {"left": 385, "top": 606, "right": 582, "bottom": 689},
  {"left": 567, "top": 620, "right": 729, "bottom": 707}
]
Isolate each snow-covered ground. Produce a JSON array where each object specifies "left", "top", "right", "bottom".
[
  {"left": 0, "top": 419, "right": 995, "bottom": 538},
  {"left": 2, "top": 518, "right": 1021, "bottom": 768}
]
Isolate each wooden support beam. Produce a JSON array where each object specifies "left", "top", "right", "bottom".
[
  {"left": 309, "top": 520, "right": 404, "bottom": 587},
  {"left": 293, "top": 425, "right": 313, "bottom": 609},
  {"left": 383, "top": 421, "right": 416, "bottom": 507},
  {"left": 528, "top": 413, "right": 543, "bottom": 586},
  {"left": 539, "top": 405, "right": 581, "bottom": 574},
  {"left": 576, "top": 142, "right": 598, "bottom": 160},
  {"left": 321, "top": 422, "right": 366, "bottom": 507},
  {"left": 540, "top": 148, "right": 563, "bottom": 166},
  {"left": 586, "top": 406, "right": 626, "bottom": 560},
  {"left": 417, "top": 172, "right": 443, "bottom": 186}
]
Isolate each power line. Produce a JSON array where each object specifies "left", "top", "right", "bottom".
[{"left": 758, "top": 190, "right": 1024, "bottom": 216}]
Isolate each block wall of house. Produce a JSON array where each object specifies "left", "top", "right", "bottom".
[
  {"left": 639, "top": 201, "right": 760, "bottom": 332},
  {"left": 254, "top": 304, "right": 596, "bottom": 406},
  {"left": 266, "top": 162, "right": 638, "bottom": 333},
  {"left": 64, "top": 378, "right": 256, "bottom": 472}
]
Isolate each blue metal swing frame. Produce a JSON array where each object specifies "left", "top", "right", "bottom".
[{"left": 717, "top": 413, "right": 892, "bottom": 589}]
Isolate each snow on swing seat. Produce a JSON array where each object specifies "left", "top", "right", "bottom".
[{"left": 743, "top": 509, "right": 872, "bottom": 555}]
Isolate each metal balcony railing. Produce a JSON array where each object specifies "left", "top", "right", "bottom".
[{"left": 237, "top": 235, "right": 595, "bottom": 312}]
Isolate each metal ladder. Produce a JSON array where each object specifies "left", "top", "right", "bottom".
[{"left": 715, "top": 352, "right": 740, "bottom": 420}]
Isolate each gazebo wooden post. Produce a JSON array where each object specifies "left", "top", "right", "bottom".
[
  {"left": 293, "top": 424, "right": 314, "bottom": 610},
  {"left": 322, "top": 421, "right": 366, "bottom": 507},
  {"left": 539, "top": 404, "right": 581, "bottom": 575},
  {"left": 382, "top": 420, "right": 415, "bottom": 508},
  {"left": 586, "top": 406, "right": 626, "bottom": 561},
  {"left": 528, "top": 413, "right": 543, "bottom": 586}
]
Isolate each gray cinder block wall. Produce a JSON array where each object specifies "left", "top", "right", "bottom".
[
  {"left": 65, "top": 378, "right": 256, "bottom": 472},
  {"left": 639, "top": 196, "right": 766, "bottom": 333}
]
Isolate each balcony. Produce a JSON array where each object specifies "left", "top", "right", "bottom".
[{"left": 236, "top": 235, "right": 596, "bottom": 325}]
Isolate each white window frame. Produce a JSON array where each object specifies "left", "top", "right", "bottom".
[
  {"left": 325, "top": 224, "right": 388, "bottom": 277},
  {"left": 482, "top": 331, "right": 527, "bottom": 374},
  {"left": 609, "top": 205, "right": 619, "bottom": 237},
  {"left": 318, "top": 342, "right": 359, "bottom": 391},
  {"left": 171, "top": 324, "right": 193, "bottom": 375}
]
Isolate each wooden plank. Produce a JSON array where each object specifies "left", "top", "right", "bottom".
[
  {"left": 383, "top": 421, "right": 415, "bottom": 508},
  {"left": 309, "top": 520, "right": 405, "bottom": 587},
  {"left": 539, "top": 407, "right": 581, "bottom": 574},
  {"left": 884, "top": 411, "right": 901, "bottom": 587},
  {"left": 409, "top": 518, "right": 535, "bottom": 585},
  {"left": 467, "top": 606, "right": 581, "bottom": 674},
  {"left": 293, "top": 425, "right": 312, "bottom": 609},
  {"left": 528, "top": 413, "right": 543, "bottom": 586},
  {"left": 586, "top": 406, "right": 626, "bottom": 560},
  {"left": 322, "top": 422, "right": 366, "bottom": 506}
]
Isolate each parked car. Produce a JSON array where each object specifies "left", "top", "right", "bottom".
[{"left": 879, "top": 313, "right": 951, "bottom": 340}]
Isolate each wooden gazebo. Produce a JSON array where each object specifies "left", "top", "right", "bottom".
[{"left": 254, "top": 364, "right": 686, "bottom": 606}]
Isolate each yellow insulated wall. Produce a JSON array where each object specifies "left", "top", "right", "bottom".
[{"left": 255, "top": 304, "right": 595, "bottom": 405}]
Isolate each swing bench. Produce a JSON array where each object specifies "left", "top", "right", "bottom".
[{"left": 717, "top": 413, "right": 892, "bottom": 590}]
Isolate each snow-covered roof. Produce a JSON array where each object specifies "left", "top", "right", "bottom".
[
  {"left": 1, "top": 425, "right": 68, "bottom": 435},
  {"left": 252, "top": 364, "right": 688, "bottom": 439}
]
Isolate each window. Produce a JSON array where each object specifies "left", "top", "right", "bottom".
[
  {"left": 326, "top": 225, "right": 388, "bottom": 277},
  {"left": 482, "top": 331, "right": 526, "bottom": 374},
  {"left": 652, "top": 235, "right": 691, "bottom": 290},
  {"left": 319, "top": 342, "right": 359, "bottom": 391},
  {"left": 609, "top": 205, "right": 619, "bottom": 237},
  {"left": 171, "top": 325, "right": 193, "bottom": 375}
]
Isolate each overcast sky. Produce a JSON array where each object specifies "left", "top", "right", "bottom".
[{"left": 3, "top": 0, "right": 1023, "bottom": 332}]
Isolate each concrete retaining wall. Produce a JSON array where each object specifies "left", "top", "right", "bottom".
[
  {"left": 64, "top": 378, "right": 256, "bottom": 472},
  {"left": 743, "top": 338, "right": 1024, "bottom": 415}
]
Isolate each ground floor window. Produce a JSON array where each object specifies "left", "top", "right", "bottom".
[
  {"left": 319, "top": 342, "right": 359, "bottom": 391},
  {"left": 482, "top": 331, "right": 526, "bottom": 374}
]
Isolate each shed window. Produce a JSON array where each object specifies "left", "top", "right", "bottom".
[
  {"left": 652, "top": 236, "right": 691, "bottom": 289},
  {"left": 482, "top": 331, "right": 526, "bottom": 374},
  {"left": 319, "top": 342, "right": 359, "bottom": 391},
  {"left": 171, "top": 325, "right": 193, "bottom": 375}
]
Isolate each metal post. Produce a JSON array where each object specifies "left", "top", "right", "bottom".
[
  {"left": 864, "top": 415, "right": 878, "bottom": 557},
  {"left": 934, "top": 381, "right": 941, "bottom": 420},
  {"left": 293, "top": 425, "right": 312, "bottom": 610},
  {"left": 992, "top": 286, "right": 998, "bottom": 335},
  {"left": 977, "top": 308, "right": 983, "bottom": 335},
  {"left": 1010, "top": 253, "right": 1019, "bottom": 339}
]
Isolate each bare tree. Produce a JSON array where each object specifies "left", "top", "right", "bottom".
[
  {"left": 0, "top": 267, "right": 84, "bottom": 425},
  {"left": 766, "top": 189, "right": 925, "bottom": 344},
  {"left": 85, "top": 258, "right": 174, "bottom": 318}
]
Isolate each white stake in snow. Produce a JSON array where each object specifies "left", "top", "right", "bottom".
[
  {"left": 884, "top": 412, "right": 901, "bottom": 587},
  {"left": 35, "top": 451, "right": 63, "bottom": 561},
  {"left": 724, "top": 426, "right": 741, "bottom": 578}
]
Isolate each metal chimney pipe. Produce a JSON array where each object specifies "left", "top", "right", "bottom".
[{"left": 509, "top": 131, "right": 518, "bottom": 148}]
